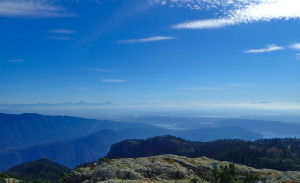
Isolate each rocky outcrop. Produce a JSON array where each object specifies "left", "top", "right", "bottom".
[
  {"left": 63, "top": 155, "right": 300, "bottom": 183},
  {"left": 4, "top": 178, "right": 20, "bottom": 183}
]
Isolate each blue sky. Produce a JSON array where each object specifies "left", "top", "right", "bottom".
[{"left": 1, "top": 0, "right": 300, "bottom": 112}]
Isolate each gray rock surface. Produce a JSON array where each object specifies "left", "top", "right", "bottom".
[{"left": 63, "top": 154, "right": 300, "bottom": 183}]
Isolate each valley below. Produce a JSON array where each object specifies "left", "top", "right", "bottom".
[{"left": 1, "top": 113, "right": 300, "bottom": 182}]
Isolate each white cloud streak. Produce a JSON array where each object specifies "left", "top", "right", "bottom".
[
  {"left": 178, "top": 83, "right": 261, "bottom": 91},
  {"left": 118, "top": 36, "right": 175, "bottom": 43},
  {"left": 170, "top": 0, "right": 300, "bottom": 29},
  {"left": 0, "top": 0, "right": 74, "bottom": 18},
  {"left": 225, "top": 83, "right": 260, "bottom": 87},
  {"left": 48, "top": 36, "right": 72, "bottom": 40},
  {"left": 290, "top": 43, "right": 300, "bottom": 50},
  {"left": 49, "top": 29, "right": 76, "bottom": 34},
  {"left": 177, "top": 87, "right": 229, "bottom": 90},
  {"left": 101, "top": 79, "right": 125, "bottom": 83},
  {"left": 245, "top": 44, "right": 284, "bottom": 53},
  {"left": 69, "top": 87, "right": 91, "bottom": 90},
  {"left": 174, "top": 18, "right": 237, "bottom": 29},
  {"left": 8, "top": 59, "right": 24, "bottom": 62},
  {"left": 83, "top": 68, "right": 113, "bottom": 72}
]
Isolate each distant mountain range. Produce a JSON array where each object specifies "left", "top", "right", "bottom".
[
  {"left": 0, "top": 113, "right": 168, "bottom": 151},
  {"left": 0, "top": 113, "right": 168, "bottom": 170},
  {"left": 0, "top": 113, "right": 300, "bottom": 171},
  {"left": 215, "top": 119, "right": 300, "bottom": 138},
  {"left": 128, "top": 116, "right": 300, "bottom": 138},
  {"left": 0, "top": 113, "right": 100, "bottom": 151}
]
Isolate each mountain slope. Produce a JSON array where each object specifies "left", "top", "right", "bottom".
[
  {"left": 0, "top": 125, "right": 170, "bottom": 171},
  {"left": 0, "top": 126, "right": 262, "bottom": 171},
  {"left": 0, "top": 113, "right": 265, "bottom": 171},
  {"left": 0, "top": 113, "right": 175, "bottom": 151},
  {"left": 215, "top": 119, "right": 300, "bottom": 138},
  {"left": 64, "top": 154, "right": 300, "bottom": 183},
  {"left": 0, "top": 129, "right": 123, "bottom": 170},
  {"left": 124, "top": 116, "right": 300, "bottom": 139},
  {"left": 174, "top": 127, "right": 262, "bottom": 141},
  {"left": 0, "top": 113, "right": 108, "bottom": 151},
  {"left": 107, "top": 136, "right": 300, "bottom": 171},
  {"left": 6, "top": 158, "right": 70, "bottom": 181}
]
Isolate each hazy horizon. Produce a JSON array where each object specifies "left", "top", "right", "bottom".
[
  {"left": 1, "top": 1, "right": 300, "bottom": 179},
  {"left": 1, "top": 0, "right": 300, "bottom": 114}
]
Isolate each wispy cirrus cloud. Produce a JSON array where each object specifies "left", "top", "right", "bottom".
[
  {"left": 295, "top": 53, "right": 300, "bottom": 60},
  {"left": 168, "top": 0, "right": 300, "bottom": 29},
  {"left": 225, "top": 83, "right": 261, "bottom": 87},
  {"left": 289, "top": 43, "right": 300, "bottom": 59},
  {"left": 178, "top": 83, "right": 261, "bottom": 91},
  {"left": 0, "top": 0, "right": 75, "bottom": 18},
  {"left": 177, "top": 87, "right": 229, "bottom": 91},
  {"left": 174, "top": 18, "right": 237, "bottom": 29},
  {"left": 48, "top": 36, "right": 72, "bottom": 40},
  {"left": 82, "top": 68, "right": 113, "bottom": 72},
  {"left": 244, "top": 42, "right": 300, "bottom": 55},
  {"left": 101, "top": 79, "right": 125, "bottom": 83},
  {"left": 8, "top": 59, "right": 24, "bottom": 62},
  {"left": 290, "top": 43, "right": 300, "bottom": 50},
  {"left": 69, "top": 87, "right": 91, "bottom": 90},
  {"left": 117, "top": 36, "right": 175, "bottom": 43},
  {"left": 48, "top": 29, "right": 76, "bottom": 34},
  {"left": 48, "top": 29, "right": 75, "bottom": 41},
  {"left": 245, "top": 44, "right": 284, "bottom": 53}
]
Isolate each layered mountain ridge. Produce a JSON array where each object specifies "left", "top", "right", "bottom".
[{"left": 0, "top": 113, "right": 265, "bottom": 170}]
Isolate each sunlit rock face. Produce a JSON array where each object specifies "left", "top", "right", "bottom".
[{"left": 63, "top": 154, "right": 300, "bottom": 183}]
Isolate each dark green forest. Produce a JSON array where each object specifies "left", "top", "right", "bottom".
[
  {"left": 107, "top": 135, "right": 300, "bottom": 171},
  {"left": 2, "top": 136, "right": 300, "bottom": 182},
  {"left": 0, "top": 158, "right": 70, "bottom": 183}
]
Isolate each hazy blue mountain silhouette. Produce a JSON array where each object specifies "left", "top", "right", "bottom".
[{"left": 0, "top": 113, "right": 272, "bottom": 170}]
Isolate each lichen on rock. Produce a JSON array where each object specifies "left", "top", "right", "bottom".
[{"left": 62, "top": 154, "right": 300, "bottom": 183}]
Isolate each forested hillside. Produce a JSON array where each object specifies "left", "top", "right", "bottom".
[
  {"left": 107, "top": 135, "right": 300, "bottom": 171},
  {"left": 0, "top": 113, "right": 262, "bottom": 170},
  {"left": 0, "top": 158, "right": 70, "bottom": 183}
]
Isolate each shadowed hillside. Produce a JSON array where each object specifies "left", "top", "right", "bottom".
[
  {"left": 107, "top": 135, "right": 300, "bottom": 171},
  {"left": 7, "top": 158, "right": 70, "bottom": 181},
  {"left": 0, "top": 113, "right": 264, "bottom": 170}
]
